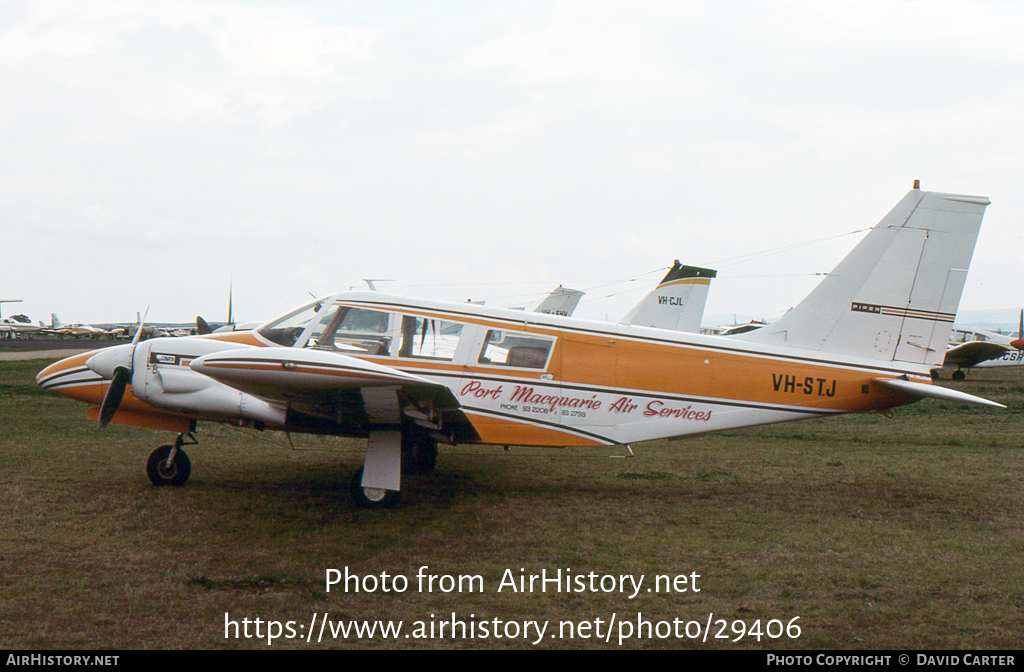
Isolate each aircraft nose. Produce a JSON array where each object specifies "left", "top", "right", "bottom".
[
  {"left": 1011, "top": 338, "right": 1024, "bottom": 350},
  {"left": 35, "top": 349, "right": 101, "bottom": 394},
  {"left": 35, "top": 360, "right": 63, "bottom": 388},
  {"left": 86, "top": 344, "right": 134, "bottom": 378}
]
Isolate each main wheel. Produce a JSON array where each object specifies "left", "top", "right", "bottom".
[
  {"left": 147, "top": 445, "right": 192, "bottom": 486},
  {"left": 350, "top": 467, "right": 401, "bottom": 509},
  {"left": 402, "top": 432, "right": 438, "bottom": 474},
  {"left": 952, "top": 369, "right": 966, "bottom": 381}
]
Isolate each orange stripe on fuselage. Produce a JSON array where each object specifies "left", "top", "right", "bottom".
[{"left": 461, "top": 411, "right": 607, "bottom": 447}]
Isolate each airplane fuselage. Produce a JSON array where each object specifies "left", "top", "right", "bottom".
[{"left": 37, "top": 292, "right": 927, "bottom": 447}]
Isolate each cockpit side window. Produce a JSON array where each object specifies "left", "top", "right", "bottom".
[
  {"left": 258, "top": 301, "right": 326, "bottom": 347},
  {"left": 317, "top": 307, "right": 393, "bottom": 356},
  {"left": 478, "top": 330, "right": 553, "bottom": 369},
  {"left": 304, "top": 304, "right": 342, "bottom": 348}
]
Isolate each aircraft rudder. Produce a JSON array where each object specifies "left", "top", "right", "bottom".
[
  {"left": 735, "top": 188, "right": 989, "bottom": 367},
  {"left": 621, "top": 261, "right": 717, "bottom": 332}
]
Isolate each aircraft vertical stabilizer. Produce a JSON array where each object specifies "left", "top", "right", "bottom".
[
  {"left": 734, "top": 188, "right": 989, "bottom": 367},
  {"left": 534, "top": 287, "right": 585, "bottom": 317},
  {"left": 621, "top": 262, "right": 717, "bottom": 332}
]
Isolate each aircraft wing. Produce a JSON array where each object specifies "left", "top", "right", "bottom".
[
  {"left": 190, "top": 347, "right": 479, "bottom": 442},
  {"left": 942, "top": 341, "right": 1012, "bottom": 368}
]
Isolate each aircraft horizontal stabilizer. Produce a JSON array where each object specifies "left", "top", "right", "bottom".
[{"left": 874, "top": 377, "right": 1004, "bottom": 408}]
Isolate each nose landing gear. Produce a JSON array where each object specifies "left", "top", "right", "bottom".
[{"left": 146, "top": 433, "right": 196, "bottom": 486}]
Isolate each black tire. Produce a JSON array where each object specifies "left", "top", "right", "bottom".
[
  {"left": 930, "top": 370, "right": 940, "bottom": 381},
  {"left": 402, "top": 432, "right": 438, "bottom": 474},
  {"left": 147, "top": 445, "right": 192, "bottom": 487},
  {"left": 952, "top": 370, "right": 966, "bottom": 381},
  {"left": 350, "top": 467, "right": 401, "bottom": 509}
]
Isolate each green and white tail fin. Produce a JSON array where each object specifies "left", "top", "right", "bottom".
[
  {"left": 621, "top": 262, "right": 717, "bottom": 332},
  {"left": 735, "top": 186, "right": 990, "bottom": 368}
]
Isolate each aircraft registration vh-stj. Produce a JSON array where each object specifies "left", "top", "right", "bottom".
[{"left": 37, "top": 184, "right": 1003, "bottom": 508}]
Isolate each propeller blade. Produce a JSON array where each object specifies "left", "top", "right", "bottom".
[
  {"left": 1019, "top": 309, "right": 1022, "bottom": 340},
  {"left": 97, "top": 366, "right": 130, "bottom": 431},
  {"left": 196, "top": 316, "right": 212, "bottom": 335},
  {"left": 132, "top": 307, "right": 150, "bottom": 346}
]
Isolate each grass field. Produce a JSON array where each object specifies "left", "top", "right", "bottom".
[{"left": 2, "top": 358, "right": 1022, "bottom": 649}]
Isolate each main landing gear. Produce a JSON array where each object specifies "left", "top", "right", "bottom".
[
  {"left": 141, "top": 428, "right": 438, "bottom": 508},
  {"left": 146, "top": 433, "right": 195, "bottom": 487},
  {"left": 349, "top": 429, "right": 439, "bottom": 509}
]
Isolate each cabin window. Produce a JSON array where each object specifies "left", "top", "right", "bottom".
[
  {"left": 318, "top": 307, "right": 393, "bottom": 356},
  {"left": 478, "top": 330, "right": 553, "bottom": 369},
  {"left": 399, "top": 315, "right": 463, "bottom": 361}
]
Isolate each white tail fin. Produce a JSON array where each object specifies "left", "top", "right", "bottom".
[
  {"left": 621, "top": 262, "right": 717, "bottom": 332},
  {"left": 50, "top": 313, "right": 62, "bottom": 328},
  {"left": 735, "top": 188, "right": 989, "bottom": 367},
  {"left": 534, "top": 287, "right": 585, "bottom": 317}
]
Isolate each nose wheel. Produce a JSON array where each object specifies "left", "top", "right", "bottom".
[{"left": 147, "top": 434, "right": 195, "bottom": 486}]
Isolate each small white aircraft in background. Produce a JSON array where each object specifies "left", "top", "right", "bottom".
[
  {"left": 0, "top": 317, "right": 41, "bottom": 338},
  {"left": 38, "top": 184, "right": 1003, "bottom": 509},
  {"left": 936, "top": 312, "right": 1024, "bottom": 379},
  {"left": 1, "top": 300, "right": 40, "bottom": 338}
]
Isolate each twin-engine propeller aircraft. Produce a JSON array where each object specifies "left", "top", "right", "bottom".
[{"left": 37, "top": 185, "right": 1003, "bottom": 508}]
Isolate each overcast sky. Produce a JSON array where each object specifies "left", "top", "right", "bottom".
[{"left": 2, "top": 1, "right": 1022, "bottom": 326}]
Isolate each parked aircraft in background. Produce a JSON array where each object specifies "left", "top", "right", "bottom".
[
  {"left": 936, "top": 312, "right": 1024, "bottom": 379},
  {"left": 534, "top": 287, "right": 585, "bottom": 317},
  {"left": 0, "top": 315, "right": 41, "bottom": 338},
  {"left": 196, "top": 282, "right": 263, "bottom": 335},
  {"left": 621, "top": 262, "right": 716, "bottom": 332},
  {"left": 37, "top": 185, "right": 1002, "bottom": 509},
  {"left": 41, "top": 314, "right": 122, "bottom": 339}
]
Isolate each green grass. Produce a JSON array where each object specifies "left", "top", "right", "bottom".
[{"left": 2, "top": 358, "right": 1023, "bottom": 649}]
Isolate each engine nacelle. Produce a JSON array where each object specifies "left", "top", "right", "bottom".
[{"left": 130, "top": 338, "right": 287, "bottom": 428}]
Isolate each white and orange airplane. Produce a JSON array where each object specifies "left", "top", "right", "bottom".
[{"left": 36, "top": 185, "right": 1003, "bottom": 508}]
